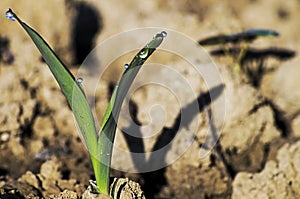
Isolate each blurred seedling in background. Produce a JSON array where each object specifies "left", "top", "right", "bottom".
[
  {"left": 199, "top": 29, "right": 295, "bottom": 87},
  {"left": 6, "top": 8, "right": 166, "bottom": 197}
]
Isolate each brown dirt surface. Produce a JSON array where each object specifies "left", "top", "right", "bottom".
[{"left": 1, "top": 0, "right": 300, "bottom": 198}]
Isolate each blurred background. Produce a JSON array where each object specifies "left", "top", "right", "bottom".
[{"left": 0, "top": 0, "right": 300, "bottom": 198}]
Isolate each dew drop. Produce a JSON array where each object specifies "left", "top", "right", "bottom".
[
  {"left": 161, "top": 31, "right": 167, "bottom": 38},
  {"left": 76, "top": 77, "right": 83, "bottom": 84},
  {"left": 5, "top": 9, "right": 16, "bottom": 21},
  {"left": 153, "top": 31, "right": 167, "bottom": 39},
  {"left": 139, "top": 48, "right": 149, "bottom": 59},
  {"left": 124, "top": 64, "right": 129, "bottom": 69}
]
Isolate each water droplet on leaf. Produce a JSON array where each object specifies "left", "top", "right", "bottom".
[
  {"left": 76, "top": 77, "right": 83, "bottom": 84},
  {"left": 139, "top": 48, "right": 149, "bottom": 59},
  {"left": 5, "top": 9, "right": 16, "bottom": 21},
  {"left": 153, "top": 31, "right": 167, "bottom": 39},
  {"left": 161, "top": 31, "right": 167, "bottom": 38}
]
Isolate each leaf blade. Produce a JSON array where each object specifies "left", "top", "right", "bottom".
[
  {"left": 10, "top": 9, "right": 98, "bottom": 164},
  {"left": 96, "top": 31, "right": 166, "bottom": 194}
]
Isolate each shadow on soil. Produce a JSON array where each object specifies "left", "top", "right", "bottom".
[{"left": 120, "top": 84, "right": 225, "bottom": 199}]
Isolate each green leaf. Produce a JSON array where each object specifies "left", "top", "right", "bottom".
[
  {"left": 8, "top": 9, "right": 98, "bottom": 169},
  {"left": 198, "top": 29, "right": 279, "bottom": 46},
  {"left": 95, "top": 31, "right": 166, "bottom": 194}
]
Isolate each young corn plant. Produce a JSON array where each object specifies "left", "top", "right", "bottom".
[
  {"left": 198, "top": 29, "right": 279, "bottom": 73},
  {"left": 198, "top": 29, "right": 286, "bottom": 86},
  {"left": 6, "top": 8, "right": 166, "bottom": 195}
]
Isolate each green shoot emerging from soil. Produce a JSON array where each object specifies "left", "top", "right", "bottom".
[
  {"left": 198, "top": 29, "right": 285, "bottom": 87},
  {"left": 198, "top": 29, "right": 279, "bottom": 72},
  {"left": 6, "top": 8, "right": 166, "bottom": 195}
]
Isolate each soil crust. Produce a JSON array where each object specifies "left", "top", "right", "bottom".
[{"left": 1, "top": 0, "right": 300, "bottom": 198}]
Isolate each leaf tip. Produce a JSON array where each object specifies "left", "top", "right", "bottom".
[{"left": 5, "top": 8, "right": 17, "bottom": 21}]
